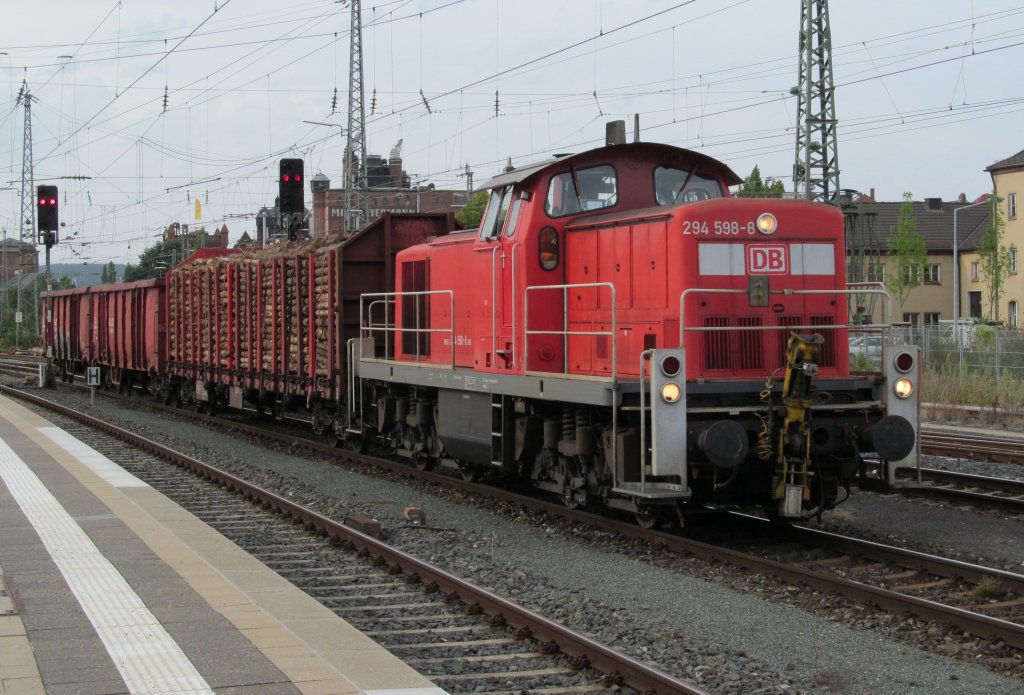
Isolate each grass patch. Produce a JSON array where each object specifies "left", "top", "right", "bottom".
[
  {"left": 971, "top": 576, "right": 1005, "bottom": 600},
  {"left": 921, "top": 363, "right": 1024, "bottom": 426}
]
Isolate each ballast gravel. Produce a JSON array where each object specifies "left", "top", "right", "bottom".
[{"left": 27, "top": 386, "right": 1024, "bottom": 695}]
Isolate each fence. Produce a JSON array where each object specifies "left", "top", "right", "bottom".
[{"left": 906, "top": 324, "right": 1024, "bottom": 379}]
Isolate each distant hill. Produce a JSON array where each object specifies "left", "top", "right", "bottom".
[{"left": 50, "top": 263, "right": 129, "bottom": 288}]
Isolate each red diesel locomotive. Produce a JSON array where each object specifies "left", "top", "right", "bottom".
[{"left": 47, "top": 129, "right": 918, "bottom": 524}]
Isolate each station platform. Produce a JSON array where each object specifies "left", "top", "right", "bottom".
[{"left": 0, "top": 394, "right": 447, "bottom": 695}]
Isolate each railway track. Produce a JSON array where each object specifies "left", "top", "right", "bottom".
[
  {"left": 0, "top": 385, "right": 705, "bottom": 695},
  {"left": 45, "top": 375, "right": 1024, "bottom": 516},
  {"left": 897, "top": 468, "right": 1024, "bottom": 513},
  {"left": 0, "top": 356, "right": 44, "bottom": 382},
  {"left": 920, "top": 428, "right": 1024, "bottom": 465},
  {"left": 6, "top": 384, "right": 1024, "bottom": 664}
]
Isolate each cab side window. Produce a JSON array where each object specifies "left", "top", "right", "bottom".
[{"left": 479, "top": 186, "right": 515, "bottom": 240}]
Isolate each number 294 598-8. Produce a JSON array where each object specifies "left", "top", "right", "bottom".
[{"left": 681, "top": 220, "right": 756, "bottom": 236}]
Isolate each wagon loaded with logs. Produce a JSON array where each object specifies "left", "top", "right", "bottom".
[{"left": 164, "top": 212, "right": 454, "bottom": 437}]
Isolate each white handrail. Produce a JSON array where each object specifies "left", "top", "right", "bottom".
[
  {"left": 524, "top": 281, "right": 617, "bottom": 382},
  {"left": 359, "top": 290, "right": 456, "bottom": 367}
]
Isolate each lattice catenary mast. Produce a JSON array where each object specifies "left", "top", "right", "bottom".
[
  {"left": 345, "top": 0, "right": 369, "bottom": 234},
  {"left": 17, "top": 80, "right": 36, "bottom": 244},
  {"left": 792, "top": 0, "right": 840, "bottom": 203}
]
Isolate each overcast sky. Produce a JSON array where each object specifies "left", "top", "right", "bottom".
[{"left": 2, "top": 0, "right": 1022, "bottom": 267}]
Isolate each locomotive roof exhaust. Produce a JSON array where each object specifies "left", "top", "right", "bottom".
[
  {"left": 605, "top": 116, "right": 641, "bottom": 146},
  {"left": 605, "top": 120, "right": 626, "bottom": 146}
]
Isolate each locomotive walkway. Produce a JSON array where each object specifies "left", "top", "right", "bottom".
[{"left": 0, "top": 393, "right": 446, "bottom": 695}]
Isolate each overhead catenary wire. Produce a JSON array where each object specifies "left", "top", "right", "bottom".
[{"left": 4, "top": 0, "right": 1023, "bottom": 267}]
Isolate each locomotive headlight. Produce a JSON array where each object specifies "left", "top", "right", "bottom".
[
  {"left": 893, "top": 377, "right": 914, "bottom": 399},
  {"left": 661, "top": 382, "right": 682, "bottom": 403},
  {"left": 756, "top": 213, "right": 778, "bottom": 235}
]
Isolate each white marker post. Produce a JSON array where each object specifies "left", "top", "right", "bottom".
[{"left": 87, "top": 367, "right": 100, "bottom": 406}]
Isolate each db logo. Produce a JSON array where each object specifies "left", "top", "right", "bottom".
[{"left": 747, "top": 245, "right": 787, "bottom": 274}]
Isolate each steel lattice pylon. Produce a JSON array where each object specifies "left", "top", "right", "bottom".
[
  {"left": 17, "top": 80, "right": 35, "bottom": 244},
  {"left": 793, "top": 0, "right": 840, "bottom": 203},
  {"left": 345, "top": 0, "right": 368, "bottom": 234}
]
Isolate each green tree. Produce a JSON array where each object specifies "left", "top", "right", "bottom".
[
  {"left": 735, "top": 165, "right": 785, "bottom": 198},
  {"left": 100, "top": 261, "right": 117, "bottom": 283},
  {"left": 978, "top": 192, "right": 1011, "bottom": 321},
  {"left": 885, "top": 192, "right": 928, "bottom": 314},
  {"left": 455, "top": 190, "right": 488, "bottom": 227},
  {"left": 123, "top": 237, "right": 188, "bottom": 282},
  {"left": 0, "top": 274, "right": 74, "bottom": 349}
]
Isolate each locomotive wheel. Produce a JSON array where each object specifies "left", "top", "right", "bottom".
[
  {"left": 346, "top": 429, "right": 373, "bottom": 454},
  {"left": 562, "top": 491, "right": 580, "bottom": 510},
  {"left": 414, "top": 453, "right": 435, "bottom": 471},
  {"left": 634, "top": 513, "right": 659, "bottom": 530},
  {"left": 459, "top": 466, "right": 478, "bottom": 482}
]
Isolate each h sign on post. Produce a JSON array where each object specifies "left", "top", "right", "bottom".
[{"left": 87, "top": 367, "right": 100, "bottom": 406}]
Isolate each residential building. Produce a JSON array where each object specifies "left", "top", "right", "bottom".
[
  {"left": 851, "top": 197, "right": 990, "bottom": 328},
  {"left": 0, "top": 238, "right": 39, "bottom": 282},
  {"left": 164, "top": 221, "right": 230, "bottom": 250},
  {"left": 977, "top": 148, "right": 1024, "bottom": 327}
]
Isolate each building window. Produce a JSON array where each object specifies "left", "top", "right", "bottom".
[
  {"left": 1009, "top": 192, "right": 1017, "bottom": 220},
  {"left": 1010, "top": 301, "right": 1019, "bottom": 329},
  {"left": 969, "top": 291, "right": 982, "bottom": 318},
  {"left": 924, "top": 312, "right": 940, "bottom": 326},
  {"left": 1011, "top": 247, "right": 1018, "bottom": 275},
  {"left": 971, "top": 261, "right": 979, "bottom": 282},
  {"left": 867, "top": 264, "right": 885, "bottom": 282},
  {"left": 902, "top": 312, "right": 919, "bottom": 325},
  {"left": 902, "top": 266, "right": 919, "bottom": 284},
  {"left": 924, "top": 264, "right": 940, "bottom": 284}
]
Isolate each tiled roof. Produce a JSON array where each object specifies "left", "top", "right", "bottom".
[
  {"left": 985, "top": 148, "right": 1024, "bottom": 173},
  {"left": 857, "top": 200, "right": 992, "bottom": 253}
]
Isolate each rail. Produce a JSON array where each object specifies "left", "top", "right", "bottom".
[{"left": 358, "top": 290, "right": 456, "bottom": 367}]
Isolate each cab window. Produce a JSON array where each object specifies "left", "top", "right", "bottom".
[
  {"left": 545, "top": 164, "right": 617, "bottom": 217},
  {"left": 479, "top": 186, "right": 515, "bottom": 240},
  {"left": 655, "top": 166, "right": 723, "bottom": 205}
]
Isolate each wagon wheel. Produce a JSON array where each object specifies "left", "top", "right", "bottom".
[
  {"left": 459, "top": 463, "right": 478, "bottom": 482},
  {"left": 634, "top": 513, "right": 659, "bottom": 530}
]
